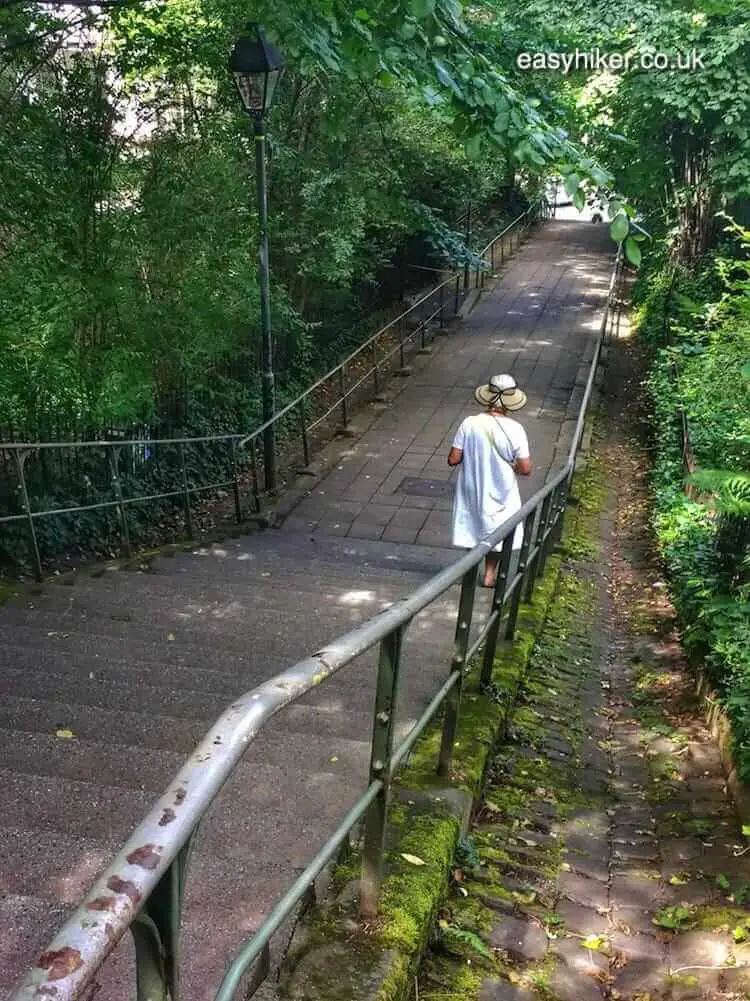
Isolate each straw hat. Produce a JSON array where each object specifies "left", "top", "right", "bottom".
[{"left": 474, "top": 374, "right": 527, "bottom": 411}]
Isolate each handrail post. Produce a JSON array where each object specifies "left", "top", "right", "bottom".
[
  {"left": 615, "top": 256, "right": 623, "bottom": 340},
  {"left": 372, "top": 340, "right": 380, "bottom": 397},
  {"left": 231, "top": 440, "right": 242, "bottom": 523},
  {"left": 480, "top": 536, "right": 514, "bottom": 690},
  {"left": 339, "top": 363, "right": 349, "bottom": 428},
  {"left": 504, "top": 515, "right": 534, "bottom": 641},
  {"left": 250, "top": 440, "right": 261, "bottom": 514},
  {"left": 132, "top": 835, "right": 193, "bottom": 1001},
  {"left": 299, "top": 399, "right": 310, "bottom": 468},
  {"left": 178, "top": 442, "right": 194, "bottom": 539},
  {"left": 13, "top": 449, "right": 42, "bottom": 581},
  {"left": 463, "top": 199, "right": 472, "bottom": 293},
  {"left": 536, "top": 486, "right": 558, "bottom": 578},
  {"left": 551, "top": 476, "right": 572, "bottom": 549},
  {"left": 109, "top": 446, "right": 133, "bottom": 558},
  {"left": 524, "top": 493, "right": 552, "bottom": 602},
  {"left": 360, "top": 626, "right": 404, "bottom": 917},
  {"left": 438, "top": 563, "right": 479, "bottom": 777}
]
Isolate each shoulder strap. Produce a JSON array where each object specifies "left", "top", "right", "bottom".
[{"left": 483, "top": 414, "right": 516, "bottom": 466}]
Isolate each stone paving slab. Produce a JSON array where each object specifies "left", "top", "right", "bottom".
[
  {"left": 0, "top": 221, "right": 617, "bottom": 999},
  {"left": 284, "top": 221, "right": 614, "bottom": 546},
  {"left": 416, "top": 334, "right": 750, "bottom": 1001}
]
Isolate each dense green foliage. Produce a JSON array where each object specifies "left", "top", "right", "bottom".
[
  {"left": 635, "top": 225, "right": 750, "bottom": 776},
  {"left": 505, "top": 0, "right": 750, "bottom": 779},
  {"left": 2, "top": 0, "right": 750, "bottom": 671},
  {"left": 505, "top": 0, "right": 750, "bottom": 258},
  {"left": 0, "top": 0, "right": 616, "bottom": 440}
]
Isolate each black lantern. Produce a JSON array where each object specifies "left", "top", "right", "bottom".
[{"left": 230, "top": 23, "right": 285, "bottom": 120}]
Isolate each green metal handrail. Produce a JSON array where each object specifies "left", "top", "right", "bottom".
[
  {"left": 11, "top": 200, "right": 605, "bottom": 1001},
  {"left": 0, "top": 201, "right": 547, "bottom": 581}
]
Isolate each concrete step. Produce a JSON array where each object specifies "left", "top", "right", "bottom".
[
  {"left": 0, "top": 662, "right": 251, "bottom": 723},
  {"left": 0, "top": 728, "right": 370, "bottom": 800},
  {"left": 21, "top": 556, "right": 429, "bottom": 607},
  {"left": 0, "top": 762, "right": 359, "bottom": 868},
  {"left": 0, "top": 894, "right": 74, "bottom": 997},
  {"left": 0, "top": 589, "right": 459, "bottom": 665},
  {"left": 0, "top": 827, "right": 119, "bottom": 903},
  {"left": 0, "top": 633, "right": 449, "bottom": 725},
  {"left": 162, "top": 531, "right": 455, "bottom": 573},
  {"left": 0, "top": 857, "right": 304, "bottom": 1001},
  {"left": 0, "top": 617, "right": 363, "bottom": 691},
  {"left": 0, "top": 692, "right": 378, "bottom": 749}
]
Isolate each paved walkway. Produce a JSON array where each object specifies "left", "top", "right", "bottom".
[
  {"left": 283, "top": 220, "right": 613, "bottom": 546},
  {"left": 417, "top": 337, "right": 750, "bottom": 1001},
  {"left": 0, "top": 221, "right": 615, "bottom": 999}
]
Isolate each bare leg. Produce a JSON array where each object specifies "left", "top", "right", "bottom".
[{"left": 484, "top": 553, "right": 500, "bottom": 587}]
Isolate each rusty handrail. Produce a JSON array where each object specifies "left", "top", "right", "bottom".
[
  {"left": 9, "top": 210, "right": 631, "bottom": 1001},
  {"left": 1, "top": 200, "right": 546, "bottom": 580}
]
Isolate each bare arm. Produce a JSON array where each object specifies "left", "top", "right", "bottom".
[
  {"left": 514, "top": 456, "right": 532, "bottom": 476},
  {"left": 448, "top": 447, "right": 463, "bottom": 467}
]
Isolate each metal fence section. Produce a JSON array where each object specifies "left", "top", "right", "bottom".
[
  {"left": 10, "top": 240, "right": 625, "bottom": 1001},
  {"left": 0, "top": 202, "right": 548, "bottom": 580}
]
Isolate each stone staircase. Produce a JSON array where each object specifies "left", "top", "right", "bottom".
[
  {"left": 0, "top": 221, "right": 615, "bottom": 999},
  {"left": 0, "top": 531, "right": 461, "bottom": 999}
]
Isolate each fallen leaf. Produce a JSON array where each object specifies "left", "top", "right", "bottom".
[
  {"left": 581, "top": 934, "right": 607, "bottom": 951},
  {"left": 329, "top": 756, "right": 338, "bottom": 763},
  {"left": 55, "top": 729, "right": 76, "bottom": 739},
  {"left": 401, "top": 853, "right": 425, "bottom": 866},
  {"left": 167, "top": 633, "right": 175, "bottom": 641}
]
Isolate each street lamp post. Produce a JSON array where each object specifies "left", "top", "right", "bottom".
[{"left": 230, "top": 23, "right": 285, "bottom": 494}]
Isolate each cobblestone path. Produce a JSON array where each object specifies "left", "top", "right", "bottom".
[{"left": 418, "top": 343, "right": 750, "bottom": 1001}]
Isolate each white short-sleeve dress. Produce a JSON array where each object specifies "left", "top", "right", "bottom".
[{"left": 451, "top": 412, "right": 530, "bottom": 551}]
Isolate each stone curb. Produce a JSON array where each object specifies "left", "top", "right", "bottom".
[
  {"left": 275, "top": 554, "right": 564, "bottom": 1001},
  {"left": 696, "top": 671, "right": 750, "bottom": 824},
  {"left": 273, "top": 364, "right": 601, "bottom": 1000}
]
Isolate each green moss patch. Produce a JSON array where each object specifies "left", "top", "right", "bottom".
[
  {"left": 278, "top": 429, "right": 602, "bottom": 1001},
  {"left": 414, "top": 430, "right": 607, "bottom": 1001}
]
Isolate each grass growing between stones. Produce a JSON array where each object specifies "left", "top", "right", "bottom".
[
  {"left": 414, "top": 455, "right": 609, "bottom": 1001},
  {"left": 275, "top": 449, "right": 605, "bottom": 1001}
]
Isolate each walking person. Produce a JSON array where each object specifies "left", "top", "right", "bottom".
[{"left": 448, "top": 374, "right": 532, "bottom": 587}]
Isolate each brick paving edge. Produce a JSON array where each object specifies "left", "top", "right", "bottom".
[
  {"left": 272, "top": 482, "right": 584, "bottom": 1000},
  {"left": 696, "top": 672, "right": 750, "bottom": 829}
]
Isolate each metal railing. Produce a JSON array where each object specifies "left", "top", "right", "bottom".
[
  {"left": 0, "top": 201, "right": 548, "bottom": 580},
  {"left": 10, "top": 236, "right": 624, "bottom": 1001}
]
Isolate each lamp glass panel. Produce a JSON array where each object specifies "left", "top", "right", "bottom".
[{"left": 232, "top": 71, "right": 265, "bottom": 113}]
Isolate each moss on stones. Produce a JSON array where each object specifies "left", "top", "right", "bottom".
[
  {"left": 694, "top": 905, "right": 750, "bottom": 931},
  {"left": 379, "top": 813, "right": 460, "bottom": 954},
  {"left": 278, "top": 421, "right": 603, "bottom": 1001}
]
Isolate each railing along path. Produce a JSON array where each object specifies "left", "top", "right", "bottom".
[
  {"left": 9, "top": 206, "right": 630, "bottom": 1001},
  {"left": 1, "top": 203, "right": 547, "bottom": 580}
]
